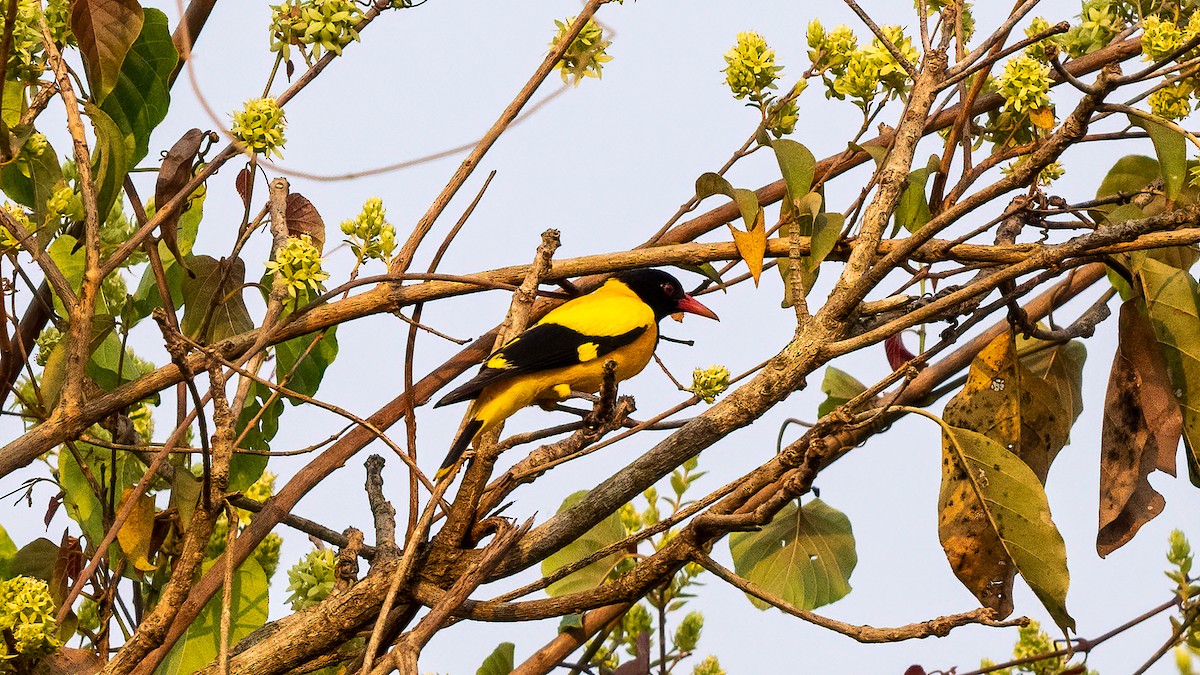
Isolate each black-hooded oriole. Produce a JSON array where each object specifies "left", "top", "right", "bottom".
[{"left": 434, "top": 268, "right": 718, "bottom": 479}]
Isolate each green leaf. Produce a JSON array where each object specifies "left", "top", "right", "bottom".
[
  {"left": 0, "top": 136, "right": 62, "bottom": 236},
  {"left": 0, "top": 524, "right": 18, "bottom": 579},
  {"left": 99, "top": 9, "right": 176, "bottom": 167},
  {"left": 86, "top": 101, "right": 132, "bottom": 224},
  {"left": 893, "top": 156, "right": 940, "bottom": 235},
  {"left": 275, "top": 329, "right": 338, "bottom": 403},
  {"left": 557, "top": 614, "right": 584, "bottom": 632},
  {"left": 86, "top": 329, "right": 146, "bottom": 390},
  {"left": 695, "top": 172, "right": 760, "bottom": 231},
  {"left": 1134, "top": 255, "right": 1200, "bottom": 479},
  {"left": 1128, "top": 114, "right": 1185, "bottom": 201},
  {"left": 938, "top": 423, "right": 1073, "bottom": 631},
  {"left": 47, "top": 234, "right": 84, "bottom": 316},
  {"left": 769, "top": 138, "right": 816, "bottom": 201},
  {"left": 729, "top": 498, "right": 856, "bottom": 611},
  {"left": 231, "top": 382, "right": 278, "bottom": 492},
  {"left": 9, "top": 538, "right": 58, "bottom": 582},
  {"left": 818, "top": 367, "right": 867, "bottom": 418},
  {"left": 159, "top": 557, "right": 268, "bottom": 675},
  {"left": 849, "top": 141, "right": 888, "bottom": 167},
  {"left": 130, "top": 192, "right": 204, "bottom": 319},
  {"left": 59, "top": 440, "right": 143, "bottom": 545},
  {"left": 476, "top": 642, "right": 515, "bottom": 675},
  {"left": 71, "top": 0, "right": 145, "bottom": 103},
  {"left": 179, "top": 255, "right": 253, "bottom": 343},
  {"left": 541, "top": 491, "right": 629, "bottom": 597}
]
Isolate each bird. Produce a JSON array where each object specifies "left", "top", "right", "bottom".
[{"left": 433, "top": 268, "right": 719, "bottom": 480}]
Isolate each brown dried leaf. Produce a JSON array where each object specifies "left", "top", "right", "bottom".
[
  {"left": 1097, "top": 300, "right": 1182, "bottom": 556},
  {"left": 154, "top": 128, "right": 204, "bottom": 268},
  {"left": 285, "top": 192, "right": 325, "bottom": 252},
  {"left": 236, "top": 165, "right": 253, "bottom": 210}
]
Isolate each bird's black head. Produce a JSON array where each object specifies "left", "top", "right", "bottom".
[{"left": 612, "top": 269, "right": 719, "bottom": 322}]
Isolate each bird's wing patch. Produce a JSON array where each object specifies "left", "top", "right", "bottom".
[{"left": 435, "top": 323, "right": 646, "bottom": 406}]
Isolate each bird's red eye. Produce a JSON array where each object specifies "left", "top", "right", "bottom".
[{"left": 661, "top": 282, "right": 675, "bottom": 296}]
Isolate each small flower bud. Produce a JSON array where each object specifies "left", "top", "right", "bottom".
[{"left": 689, "top": 365, "right": 731, "bottom": 404}]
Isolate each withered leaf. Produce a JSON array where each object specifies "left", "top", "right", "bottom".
[
  {"left": 154, "top": 128, "right": 204, "bottom": 270},
  {"left": 285, "top": 192, "right": 325, "bottom": 252},
  {"left": 1097, "top": 300, "right": 1181, "bottom": 557}
]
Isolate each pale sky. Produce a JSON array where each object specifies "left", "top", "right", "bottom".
[{"left": 2, "top": 1, "right": 1198, "bottom": 673}]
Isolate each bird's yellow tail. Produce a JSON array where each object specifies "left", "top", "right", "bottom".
[{"left": 436, "top": 418, "right": 484, "bottom": 481}]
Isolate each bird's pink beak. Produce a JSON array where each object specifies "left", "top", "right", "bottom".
[{"left": 674, "top": 294, "right": 719, "bottom": 322}]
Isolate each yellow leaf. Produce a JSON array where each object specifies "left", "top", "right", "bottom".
[
  {"left": 729, "top": 209, "right": 766, "bottom": 285},
  {"left": 116, "top": 488, "right": 159, "bottom": 572},
  {"left": 1029, "top": 106, "right": 1055, "bottom": 130}
]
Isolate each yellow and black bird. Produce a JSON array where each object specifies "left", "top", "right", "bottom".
[{"left": 434, "top": 268, "right": 719, "bottom": 479}]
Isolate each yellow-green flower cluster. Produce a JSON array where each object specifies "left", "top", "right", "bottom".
[
  {"left": 723, "top": 31, "right": 782, "bottom": 101},
  {"left": 44, "top": 0, "right": 74, "bottom": 46},
  {"left": 1142, "top": 15, "right": 1183, "bottom": 62},
  {"left": 24, "top": 133, "right": 46, "bottom": 158},
  {"left": 621, "top": 603, "right": 652, "bottom": 642},
  {"left": 673, "top": 611, "right": 703, "bottom": 652},
  {"left": 861, "top": 26, "right": 918, "bottom": 93},
  {"left": 286, "top": 548, "right": 336, "bottom": 610},
  {"left": 0, "top": 576, "right": 62, "bottom": 667},
  {"left": 231, "top": 98, "right": 287, "bottom": 158},
  {"left": 1063, "top": 0, "right": 1126, "bottom": 58},
  {"left": 265, "top": 234, "right": 329, "bottom": 301},
  {"left": 618, "top": 502, "right": 641, "bottom": 533},
  {"left": 1149, "top": 82, "right": 1193, "bottom": 120},
  {"left": 5, "top": 0, "right": 48, "bottom": 84},
  {"left": 807, "top": 20, "right": 858, "bottom": 75},
  {"left": 766, "top": 94, "right": 800, "bottom": 138},
  {"left": 255, "top": 533, "right": 283, "bottom": 580},
  {"left": 689, "top": 365, "right": 730, "bottom": 404},
  {"left": 35, "top": 327, "right": 62, "bottom": 367},
  {"left": 551, "top": 17, "right": 612, "bottom": 85},
  {"left": 1187, "top": 12, "right": 1200, "bottom": 43},
  {"left": 0, "top": 203, "right": 32, "bottom": 253},
  {"left": 1024, "top": 17, "right": 1060, "bottom": 63},
  {"left": 828, "top": 25, "right": 917, "bottom": 105},
  {"left": 45, "top": 184, "right": 81, "bottom": 222},
  {"left": 340, "top": 197, "right": 396, "bottom": 263},
  {"left": 997, "top": 55, "right": 1050, "bottom": 114},
  {"left": 692, "top": 655, "right": 726, "bottom": 675},
  {"left": 269, "top": 0, "right": 363, "bottom": 60}
]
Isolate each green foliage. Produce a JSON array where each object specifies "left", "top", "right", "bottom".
[
  {"left": 817, "top": 366, "right": 867, "bottom": 418},
  {"left": 729, "top": 498, "right": 856, "bottom": 611},
  {"left": 159, "top": 558, "right": 269, "bottom": 675},
  {"left": 980, "top": 621, "right": 1096, "bottom": 675},
  {"left": 541, "top": 490, "right": 629, "bottom": 597},
  {"left": 476, "top": 642, "right": 515, "bottom": 675}
]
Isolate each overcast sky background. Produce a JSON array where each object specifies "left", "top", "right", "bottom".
[{"left": 2, "top": 1, "right": 1199, "bottom": 673}]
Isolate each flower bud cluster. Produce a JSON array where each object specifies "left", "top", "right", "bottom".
[
  {"left": 723, "top": 31, "right": 781, "bottom": 102},
  {"left": 270, "top": 0, "right": 363, "bottom": 60},
  {"left": 689, "top": 365, "right": 730, "bottom": 404},
  {"left": 286, "top": 548, "right": 336, "bottom": 610},
  {"left": 340, "top": 197, "right": 396, "bottom": 263},
  {"left": 0, "top": 576, "right": 62, "bottom": 665}
]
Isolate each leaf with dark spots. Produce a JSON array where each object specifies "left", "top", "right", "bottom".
[
  {"left": 179, "top": 255, "right": 253, "bottom": 343},
  {"left": 938, "top": 423, "right": 1074, "bottom": 631},
  {"left": 72, "top": 0, "right": 144, "bottom": 103},
  {"left": 155, "top": 128, "right": 205, "bottom": 269},
  {"left": 285, "top": 193, "right": 325, "bottom": 252},
  {"left": 1097, "top": 300, "right": 1181, "bottom": 556}
]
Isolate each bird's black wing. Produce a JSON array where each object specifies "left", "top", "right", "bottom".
[{"left": 434, "top": 323, "right": 647, "bottom": 406}]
